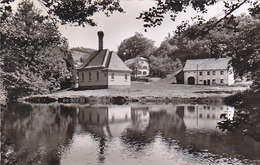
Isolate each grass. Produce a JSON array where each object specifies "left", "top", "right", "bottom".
[{"left": 42, "top": 80, "right": 248, "bottom": 99}]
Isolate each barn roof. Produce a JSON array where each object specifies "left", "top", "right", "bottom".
[
  {"left": 78, "top": 49, "right": 132, "bottom": 72},
  {"left": 183, "top": 58, "right": 230, "bottom": 71}
]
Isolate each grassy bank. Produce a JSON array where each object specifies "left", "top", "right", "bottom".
[{"left": 21, "top": 81, "right": 247, "bottom": 104}]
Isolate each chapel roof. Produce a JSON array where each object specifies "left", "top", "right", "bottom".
[{"left": 78, "top": 49, "right": 132, "bottom": 72}]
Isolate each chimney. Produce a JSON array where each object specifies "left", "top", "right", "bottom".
[{"left": 97, "top": 30, "right": 104, "bottom": 51}]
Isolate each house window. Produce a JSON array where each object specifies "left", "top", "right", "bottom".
[
  {"left": 207, "top": 71, "right": 210, "bottom": 75},
  {"left": 137, "top": 71, "right": 142, "bottom": 75},
  {"left": 143, "top": 71, "right": 147, "bottom": 75},
  {"left": 125, "top": 74, "right": 128, "bottom": 80},
  {"left": 97, "top": 71, "right": 99, "bottom": 80},
  {"left": 221, "top": 79, "right": 224, "bottom": 83},
  {"left": 89, "top": 72, "right": 91, "bottom": 81},
  {"left": 212, "top": 79, "right": 216, "bottom": 84},
  {"left": 220, "top": 71, "right": 224, "bottom": 75},
  {"left": 81, "top": 72, "right": 84, "bottom": 81},
  {"left": 111, "top": 73, "right": 114, "bottom": 80},
  {"left": 143, "top": 66, "right": 147, "bottom": 69},
  {"left": 213, "top": 71, "right": 216, "bottom": 75},
  {"left": 97, "top": 114, "right": 100, "bottom": 123},
  {"left": 199, "top": 72, "right": 203, "bottom": 76}
]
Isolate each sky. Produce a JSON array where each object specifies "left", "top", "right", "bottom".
[{"left": 12, "top": 0, "right": 250, "bottom": 51}]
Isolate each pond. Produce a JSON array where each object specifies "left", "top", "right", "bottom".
[{"left": 1, "top": 102, "right": 260, "bottom": 165}]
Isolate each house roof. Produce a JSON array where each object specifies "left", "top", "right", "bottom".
[
  {"left": 78, "top": 49, "right": 132, "bottom": 72},
  {"left": 183, "top": 58, "right": 231, "bottom": 71},
  {"left": 125, "top": 57, "right": 148, "bottom": 65}
]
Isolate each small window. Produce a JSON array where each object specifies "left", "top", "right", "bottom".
[
  {"left": 89, "top": 72, "right": 91, "bottom": 81},
  {"left": 97, "top": 114, "right": 100, "bottom": 123},
  {"left": 111, "top": 73, "right": 114, "bottom": 80},
  {"left": 125, "top": 74, "right": 128, "bottom": 80},
  {"left": 188, "top": 106, "right": 195, "bottom": 112},
  {"left": 89, "top": 112, "right": 92, "bottom": 122},
  {"left": 212, "top": 79, "right": 216, "bottom": 84},
  {"left": 97, "top": 71, "right": 99, "bottom": 80},
  {"left": 177, "top": 106, "right": 185, "bottom": 111},
  {"left": 207, "top": 71, "right": 210, "bottom": 75},
  {"left": 143, "top": 66, "right": 147, "bottom": 69},
  {"left": 81, "top": 72, "right": 84, "bottom": 81},
  {"left": 137, "top": 71, "right": 142, "bottom": 75},
  {"left": 221, "top": 79, "right": 224, "bottom": 83},
  {"left": 220, "top": 71, "right": 224, "bottom": 75},
  {"left": 199, "top": 72, "right": 203, "bottom": 76},
  {"left": 213, "top": 71, "right": 216, "bottom": 75},
  {"left": 143, "top": 71, "right": 147, "bottom": 75}
]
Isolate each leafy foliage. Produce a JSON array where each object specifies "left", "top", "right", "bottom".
[
  {"left": 218, "top": 84, "right": 260, "bottom": 141},
  {"left": 117, "top": 33, "right": 155, "bottom": 61},
  {"left": 149, "top": 55, "right": 182, "bottom": 78},
  {"left": 0, "top": 0, "right": 14, "bottom": 20},
  {"left": 137, "top": 0, "right": 259, "bottom": 32},
  {"left": 0, "top": 0, "right": 76, "bottom": 98},
  {"left": 40, "top": 0, "right": 123, "bottom": 26},
  {"left": 1, "top": 0, "right": 124, "bottom": 26}
]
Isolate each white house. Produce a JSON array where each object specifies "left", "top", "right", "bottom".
[
  {"left": 125, "top": 57, "right": 149, "bottom": 77},
  {"left": 77, "top": 31, "right": 132, "bottom": 89},
  {"left": 183, "top": 58, "right": 235, "bottom": 85}
]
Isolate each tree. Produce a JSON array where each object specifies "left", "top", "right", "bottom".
[
  {"left": 149, "top": 55, "right": 182, "bottom": 78},
  {"left": 137, "top": 0, "right": 259, "bottom": 32},
  {"left": 0, "top": 0, "right": 75, "bottom": 97},
  {"left": 0, "top": 0, "right": 123, "bottom": 26},
  {"left": 117, "top": 33, "right": 155, "bottom": 61}
]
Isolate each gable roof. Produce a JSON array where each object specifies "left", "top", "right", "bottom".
[
  {"left": 125, "top": 57, "right": 148, "bottom": 65},
  {"left": 183, "top": 58, "right": 231, "bottom": 71},
  {"left": 78, "top": 49, "right": 132, "bottom": 72}
]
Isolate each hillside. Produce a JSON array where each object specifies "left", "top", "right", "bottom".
[{"left": 70, "top": 47, "right": 96, "bottom": 68}]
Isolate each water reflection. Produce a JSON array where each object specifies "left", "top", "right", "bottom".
[{"left": 1, "top": 103, "right": 259, "bottom": 165}]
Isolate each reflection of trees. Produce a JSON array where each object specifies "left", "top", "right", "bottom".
[
  {"left": 121, "top": 109, "right": 186, "bottom": 152},
  {"left": 121, "top": 106, "right": 260, "bottom": 161},
  {"left": 1, "top": 103, "right": 77, "bottom": 165}
]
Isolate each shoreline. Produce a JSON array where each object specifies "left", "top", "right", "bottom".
[{"left": 21, "top": 95, "right": 224, "bottom": 105}]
